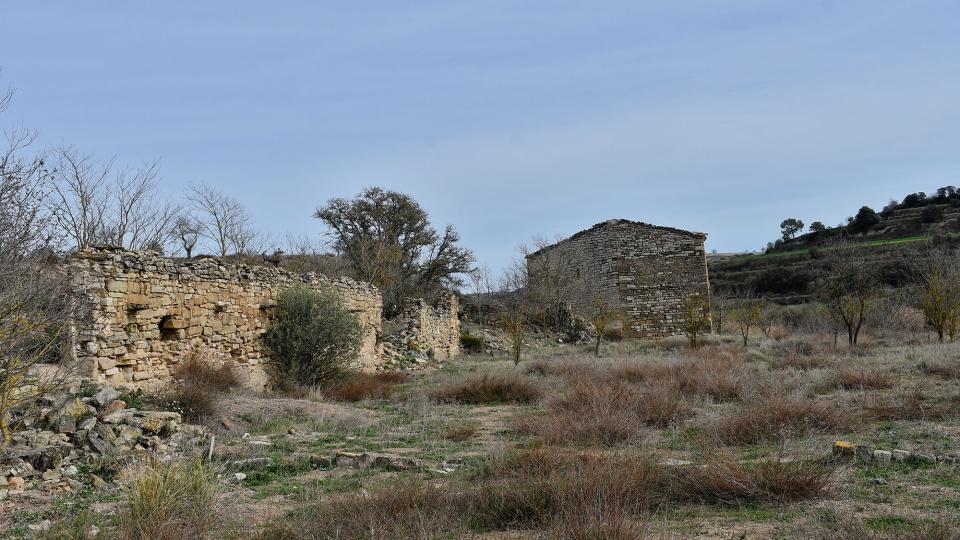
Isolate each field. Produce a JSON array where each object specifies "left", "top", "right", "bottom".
[{"left": 6, "top": 329, "right": 959, "bottom": 539}]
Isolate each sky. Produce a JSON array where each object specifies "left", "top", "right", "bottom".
[{"left": 2, "top": 1, "right": 960, "bottom": 273}]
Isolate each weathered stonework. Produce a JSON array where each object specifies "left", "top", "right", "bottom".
[
  {"left": 387, "top": 295, "right": 460, "bottom": 361},
  {"left": 526, "top": 219, "right": 711, "bottom": 338},
  {"left": 68, "top": 248, "right": 383, "bottom": 389}
]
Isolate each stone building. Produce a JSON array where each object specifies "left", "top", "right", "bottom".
[
  {"left": 67, "top": 248, "right": 462, "bottom": 390},
  {"left": 525, "top": 219, "right": 710, "bottom": 338}
]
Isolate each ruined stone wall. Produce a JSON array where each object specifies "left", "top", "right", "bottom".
[
  {"left": 68, "top": 249, "right": 383, "bottom": 389},
  {"left": 387, "top": 295, "right": 460, "bottom": 361},
  {"left": 526, "top": 219, "right": 710, "bottom": 338}
]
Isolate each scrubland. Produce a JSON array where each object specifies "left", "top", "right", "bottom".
[{"left": 8, "top": 331, "right": 960, "bottom": 539}]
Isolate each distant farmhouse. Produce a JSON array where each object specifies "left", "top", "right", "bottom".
[{"left": 526, "top": 219, "right": 711, "bottom": 338}]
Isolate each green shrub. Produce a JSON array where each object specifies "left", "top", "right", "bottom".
[
  {"left": 460, "top": 332, "right": 483, "bottom": 354},
  {"left": 263, "top": 285, "right": 364, "bottom": 387}
]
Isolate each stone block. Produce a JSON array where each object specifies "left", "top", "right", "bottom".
[
  {"left": 873, "top": 450, "right": 892, "bottom": 465},
  {"left": 105, "top": 280, "right": 127, "bottom": 293}
]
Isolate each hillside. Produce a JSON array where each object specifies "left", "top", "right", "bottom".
[
  {"left": 708, "top": 187, "right": 960, "bottom": 302},
  {"left": 772, "top": 187, "right": 960, "bottom": 252}
]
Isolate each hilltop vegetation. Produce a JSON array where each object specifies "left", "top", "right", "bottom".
[
  {"left": 710, "top": 186, "right": 960, "bottom": 303},
  {"left": 772, "top": 186, "right": 960, "bottom": 253}
]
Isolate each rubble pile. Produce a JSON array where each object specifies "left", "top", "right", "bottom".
[{"left": 1, "top": 383, "right": 205, "bottom": 497}]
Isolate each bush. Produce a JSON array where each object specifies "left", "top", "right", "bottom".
[
  {"left": 430, "top": 372, "right": 542, "bottom": 404},
  {"left": 322, "top": 371, "right": 410, "bottom": 402},
  {"left": 922, "top": 362, "right": 960, "bottom": 380},
  {"left": 175, "top": 350, "right": 240, "bottom": 392},
  {"left": 158, "top": 384, "right": 216, "bottom": 423},
  {"left": 517, "top": 381, "right": 689, "bottom": 446},
  {"left": 258, "top": 480, "right": 457, "bottom": 540},
  {"left": 118, "top": 457, "right": 218, "bottom": 540},
  {"left": 827, "top": 368, "right": 896, "bottom": 390},
  {"left": 460, "top": 331, "right": 484, "bottom": 354},
  {"left": 708, "top": 395, "right": 849, "bottom": 446},
  {"left": 263, "top": 285, "right": 364, "bottom": 387},
  {"left": 675, "top": 452, "right": 834, "bottom": 505}
]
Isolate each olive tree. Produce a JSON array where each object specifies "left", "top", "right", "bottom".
[{"left": 314, "top": 187, "right": 474, "bottom": 315}]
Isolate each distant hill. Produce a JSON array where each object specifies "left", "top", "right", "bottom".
[
  {"left": 709, "top": 186, "right": 960, "bottom": 303},
  {"left": 770, "top": 186, "right": 960, "bottom": 253}
]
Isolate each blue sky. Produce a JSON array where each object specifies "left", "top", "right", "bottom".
[{"left": 3, "top": 1, "right": 960, "bottom": 272}]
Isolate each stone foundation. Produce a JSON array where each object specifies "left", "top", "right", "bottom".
[{"left": 68, "top": 249, "right": 383, "bottom": 389}]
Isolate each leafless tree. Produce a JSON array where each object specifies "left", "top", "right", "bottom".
[
  {"left": 47, "top": 147, "right": 110, "bottom": 251},
  {"left": 522, "top": 236, "right": 581, "bottom": 331},
  {"left": 48, "top": 148, "right": 179, "bottom": 252},
  {"left": 817, "top": 242, "right": 882, "bottom": 347},
  {"left": 467, "top": 265, "right": 496, "bottom": 350},
  {"left": 914, "top": 248, "right": 960, "bottom": 342},
  {"left": 589, "top": 296, "right": 622, "bottom": 357},
  {"left": 187, "top": 183, "right": 253, "bottom": 257},
  {"left": 0, "top": 91, "right": 83, "bottom": 447},
  {"left": 171, "top": 215, "right": 201, "bottom": 258},
  {"left": 681, "top": 292, "right": 712, "bottom": 349},
  {"left": 498, "top": 259, "right": 530, "bottom": 365}
]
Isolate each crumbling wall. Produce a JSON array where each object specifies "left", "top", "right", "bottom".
[
  {"left": 69, "top": 248, "right": 383, "bottom": 389},
  {"left": 526, "top": 219, "right": 710, "bottom": 338},
  {"left": 387, "top": 295, "right": 460, "bottom": 361}
]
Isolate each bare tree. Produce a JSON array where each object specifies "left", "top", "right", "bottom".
[
  {"left": 467, "top": 265, "right": 496, "bottom": 351},
  {"left": 681, "top": 292, "right": 712, "bottom": 349},
  {"left": 171, "top": 215, "right": 201, "bottom": 258},
  {"left": 498, "top": 259, "right": 530, "bottom": 365},
  {"left": 818, "top": 243, "right": 882, "bottom": 347},
  {"left": 48, "top": 148, "right": 179, "bottom": 252},
  {"left": 47, "top": 147, "right": 110, "bottom": 251},
  {"left": 0, "top": 92, "right": 83, "bottom": 447},
  {"left": 915, "top": 249, "right": 960, "bottom": 343},
  {"left": 729, "top": 292, "right": 762, "bottom": 347},
  {"left": 187, "top": 183, "right": 253, "bottom": 257},
  {"left": 589, "top": 297, "right": 621, "bottom": 357},
  {"left": 522, "top": 236, "right": 581, "bottom": 331}
]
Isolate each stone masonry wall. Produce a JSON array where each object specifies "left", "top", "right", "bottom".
[
  {"left": 68, "top": 248, "right": 383, "bottom": 389},
  {"left": 526, "top": 219, "right": 711, "bottom": 338},
  {"left": 387, "top": 295, "right": 460, "bottom": 361}
]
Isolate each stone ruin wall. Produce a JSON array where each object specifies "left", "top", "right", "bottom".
[
  {"left": 68, "top": 249, "right": 383, "bottom": 389},
  {"left": 388, "top": 295, "right": 460, "bottom": 361},
  {"left": 526, "top": 220, "right": 711, "bottom": 338}
]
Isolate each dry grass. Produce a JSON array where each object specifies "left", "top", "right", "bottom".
[
  {"left": 117, "top": 457, "right": 219, "bottom": 540},
  {"left": 707, "top": 395, "right": 850, "bottom": 445},
  {"left": 257, "top": 446, "right": 835, "bottom": 539},
  {"left": 675, "top": 452, "right": 835, "bottom": 505},
  {"left": 159, "top": 383, "right": 218, "bottom": 423},
  {"left": 443, "top": 421, "right": 480, "bottom": 442},
  {"left": 866, "top": 387, "right": 954, "bottom": 421},
  {"left": 430, "top": 371, "right": 542, "bottom": 404},
  {"left": 518, "top": 381, "right": 689, "bottom": 446},
  {"left": 777, "top": 351, "right": 826, "bottom": 371},
  {"left": 257, "top": 480, "right": 458, "bottom": 540},
  {"left": 828, "top": 367, "right": 897, "bottom": 390},
  {"left": 322, "top": 371, "right": 410, "bottom": 402},
  {"left": 922, "top": 362, "right": 960, "bottom": 380},
  {"left": 175, "top": 350, "right": 240, "bottom": 391}
]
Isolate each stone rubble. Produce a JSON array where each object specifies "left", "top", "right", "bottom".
[
  {"left": 832, "top": 440, "right": 958, "bottom": 466},
  {"left": 1, "top": 381, "right": 206, "bottom": 498}
]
